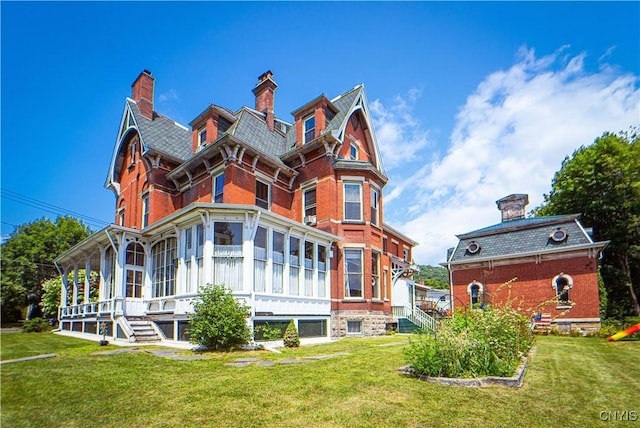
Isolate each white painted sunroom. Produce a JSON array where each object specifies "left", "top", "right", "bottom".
[{"left": 55, "top": 203, "right": 339, "bottom": 345}]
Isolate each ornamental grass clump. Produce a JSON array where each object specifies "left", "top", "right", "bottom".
[{"left": 405, "top": 305, "right": 534, "bottom": 378}]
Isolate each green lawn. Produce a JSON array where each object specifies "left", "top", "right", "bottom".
[{"left": 1, "top": 333, "right": 639, "bottom": 427}]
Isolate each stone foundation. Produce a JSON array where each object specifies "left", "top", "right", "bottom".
[{"left": 330, "top": 310, "right": 393, "bottom": 338}]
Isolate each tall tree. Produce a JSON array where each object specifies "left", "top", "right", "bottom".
[
  {"left": 1, "top": 216, "right": 91, "bottom": 322},
  {"left": 535, "top": 129, "right": 640, "bottom": 317}
]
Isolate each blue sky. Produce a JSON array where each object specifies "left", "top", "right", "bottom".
[{"left": 2, "top": 2, "right": 639, "bottom": 265}]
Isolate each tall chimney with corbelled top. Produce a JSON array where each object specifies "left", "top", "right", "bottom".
[
  {"left": 131, "top": 70, "right": 155, "bottom": 119},
  {"left": 252, "top": 70, "right": 277, "bottom": 131}
]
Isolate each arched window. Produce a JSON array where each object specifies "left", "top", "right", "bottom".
[
  {"left": 125, "top": 243, "right": 145, "bottom": 298},
  {"left": 152, "top": 238, "right": 177, "bottom": 297},
  {"left": 552, "top": 273, "right": 573, "bottom": 306},
  {"left": 467, "top": 281, "right": 483, "bottom": 306}
]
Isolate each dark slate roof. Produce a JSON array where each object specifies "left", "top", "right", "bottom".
[
  {"left": 127, "top": 99, "right": 192, "bottom": 161},
  {"left": 226, "top": 108, "right": 288, "bottom": 158},
  {"left": 449, "top": 215, "right": 594, "bottom": 262}
]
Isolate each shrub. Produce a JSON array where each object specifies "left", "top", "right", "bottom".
[
  {"left": 283, "top": 320, "right": 300, "bottom": 348},
  {"left": 404, "top": 305, "right": 534, "bottom": 378},
  {"left": 254, "top": 322, "right": 284, "bottom": 341},
  {"left": 187, "top": 284, "right": 251, "bottom": 351},
  {"left": 22, "top": 317, "right": 49, "bottom": 333}
]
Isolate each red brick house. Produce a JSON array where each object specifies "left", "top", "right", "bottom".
[
  {"left": 55, "top": 70, "right": 423, "bottom": 344},
  {"left": 444, "top": 194, "right": 608, "bottom": 333}
]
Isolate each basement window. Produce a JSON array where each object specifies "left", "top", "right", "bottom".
[{"left": 347, "top": 320, "right": 363, "bottom": 335}]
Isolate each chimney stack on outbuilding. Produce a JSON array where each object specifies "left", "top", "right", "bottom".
[
  {"left": 131, "top": 70, "right": 155, "bottom": 119},
  {"left": 496, "top": 194, "right": 529, "bottom": 222},
  {"left": 252, "top": 70, "right": 277, "bottom": 131}
]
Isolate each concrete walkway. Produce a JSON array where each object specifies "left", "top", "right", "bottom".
[{"left": 1, "top": 353, "right": 57, "bottom": 365}]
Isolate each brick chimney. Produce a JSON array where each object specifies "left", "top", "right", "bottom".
[
  {"left": 131, "top": 70, "right": 155, "bottom": 119},
  {"left": 252, "top": 70, "right": 277, "bottom": 131},
  {"left": 496, "top": 194, "right": 529, "bottom": 222}
]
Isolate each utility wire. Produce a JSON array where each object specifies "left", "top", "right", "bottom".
[{"left": 1, "top": 189, "right": 111, "bottom": 229}]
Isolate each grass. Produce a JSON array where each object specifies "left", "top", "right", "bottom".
[{"left": 1, "top": 332, "right": 639, "bottom": 427}]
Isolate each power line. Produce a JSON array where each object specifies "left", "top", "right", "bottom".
[{"left": 1, "top": 189, "right": 111, "bottom": 229}]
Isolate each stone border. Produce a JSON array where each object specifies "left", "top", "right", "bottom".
[
  {"left": 398, "top": 349, "right": 534, "bottom": 388},
  {"left": 1, "top": 353, "right": 57, "bottom": 365}
]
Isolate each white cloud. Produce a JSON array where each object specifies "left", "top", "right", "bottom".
[
  {"left": 158, "top": 89, "right": 179, "bottom": 103},
  {"left": 379, "top": 46, "right": 640, "bottom": 266},
  {"left": 370, "top": 88, "right": 432, "bottom": 170}
]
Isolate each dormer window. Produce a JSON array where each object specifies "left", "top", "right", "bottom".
[
  {"left": 466, "top": 241, "right": 481, "bottom": 254},
  {"left": 350, "top": 143, "right": 358, "bottom": 160},
  {"left": 198, "top": 127, "right": 207, "bottom": 149},
  {"left": 304, "top": 116, "right": 315, "bottom": 144},
  {"left": 550, "top": 227, "right": 568, "bottom": 242}
]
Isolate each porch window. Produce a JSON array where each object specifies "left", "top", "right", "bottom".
[
  {"left": 184, "top": 228, "right": 193, "bottom": 293},
  {"left": 289, "top": 236, "right": 300, "bottom": 295},
  {"left": 372, "top": 252, "right": 380, "bottom": 300},
  {"left": 299, "top": 320, "right": 327, "bottom": 338},
  {"left": 104, "top": 247, "right": 116, "bottom": 300},
  {"left": 254, "top": 226, "right": 267, "bottom": 292},
  {"left": 196, "top": 224, "right": 205, "bottom": 288},
  {"left": 304, "top": 241, "right": 314, "bottom": 296},
  {"left": 317, "top": 245, "right": 327, "bottom": 298},
  {"left": 272, "top": 231, "right": 285, "bottom": 293},
  {"left": 213, "top": 222, "right": 243, "bottom": 290},
  {"left": 152, "top": 238, "right": 177, "bottom": 297},
  {"left": 125, "top": 243, "right": 145, "bottom": 298},
  {"left": 344, "top": 248, "right": 363, "bottom": 298}
]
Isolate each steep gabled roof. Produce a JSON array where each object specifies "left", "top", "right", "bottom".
[
  {"left": 226, "top": 107, "right": 289, "bottom": 158},
  {"left": 126, "top": 99, "right": 192, "bottom": 161}
]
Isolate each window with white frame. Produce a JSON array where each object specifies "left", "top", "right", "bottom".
[
  {"left": 317, "top": 244, "right": 327, "bottom": 298},
  {"left": 213, "top": 222, "right": 243, "bottom": 290},
  {"left": 553, "top": 274, "right": 573, "bottom": 306},
  {"left": 468, "top": 281, "right": 483, "bottom": 306},
  {"left": 403, "top": 247, "right": 410, "bottom": 262},
  {"left": 372, "top": 252, "right": 381, "bottom": 300},
  {"left": 184, "top": 228, "right": 193, "bottom": 293},
  {"left": 129, "top": 142, "right": 136, "bottom": 166},
  {"left": 152, "top": 238, "right": 177, "bottom": 297},
  {"left": 347, "top": 320, "right": 363, "bottom": 335},
  {"left": 304, "top": 241, "right": 314, "bottom": 296},
  {"left": 104, "top": 247, "right": 116, "bottom": 300},
  {"left": 272, "top": 231, "right": 285, "bottom": 293},
  {"left": 118, "top": 208, "right": 125, "bottom": 227},
  {"left": 350, "top": 143, "right": 358, "bottom": 160},
  {"left": 213, "top": 172, "right": 224, "bottom": 203},
  {"left": 254, "top": 226, "right": 267, "bottom": 292},
  {"left": 304, "top": 115, "right": 315, "bottom": 143},
  {"left": 198, "top": 127, "right": 207, "bottom": 149},
  {"left": 196, "top": 224, "right": 205, "bottom": 288},
  {"left": 255, "top": 180, "right": 270, "bottom": 209},
  {"left": 383, "top": 267, "right": 389, "bottom": 300},
  {"left": 344, "top": 248, "right": 363, "bottom": 298},
  {"left": 125, "top": 243, "right": 145, "bottom": 298},
  {"left": 141, "top": 193, "right": 150, "bottom": 228},
  {"left": 370, "top": 188, "right": 380, "bottom": 227},
  {"left": 289, "top": 236, "right": 300, "bottom": 295},
  {"left": 344, "top": 182, "right": 363, "bottom": 221},
  {"left": 303, "top": 187, "right": 317, "bottom": 217}
]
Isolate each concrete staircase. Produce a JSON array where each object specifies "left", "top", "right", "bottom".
[{"left": 127, "top": 318, "right": 161, "bottom": 343}]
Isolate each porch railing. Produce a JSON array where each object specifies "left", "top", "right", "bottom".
[{"left": 392, "top": 305, "right": 438, "bottom": 332}]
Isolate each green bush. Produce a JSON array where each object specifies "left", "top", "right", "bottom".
[
  {"left": 254, "top": 322, "right": 284, "bottom": 341},
  {"left": 283, "top": 320, "right": 300, "bottom": 348},
  {"left": 404, "top": 305, "right": 534, "bottom": 378},
  {"left": 187, "top": 284, "right": 251, "bottom": 351},
  {"left": 22, "top": 317, "right": 49, "bottom": 333}
]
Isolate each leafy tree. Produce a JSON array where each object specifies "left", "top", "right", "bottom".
[
  {"left": 415, "top": 265, "right": 449, "bottom": 289},
  {"left": 187, "top": 284, "right": 251, "bottom": 350},
  {"left": 535, "top": 130, "right": 640, "bottom": 317},
  {"left": 1, "top": 216, "right": 92, "bottom": 322}
]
